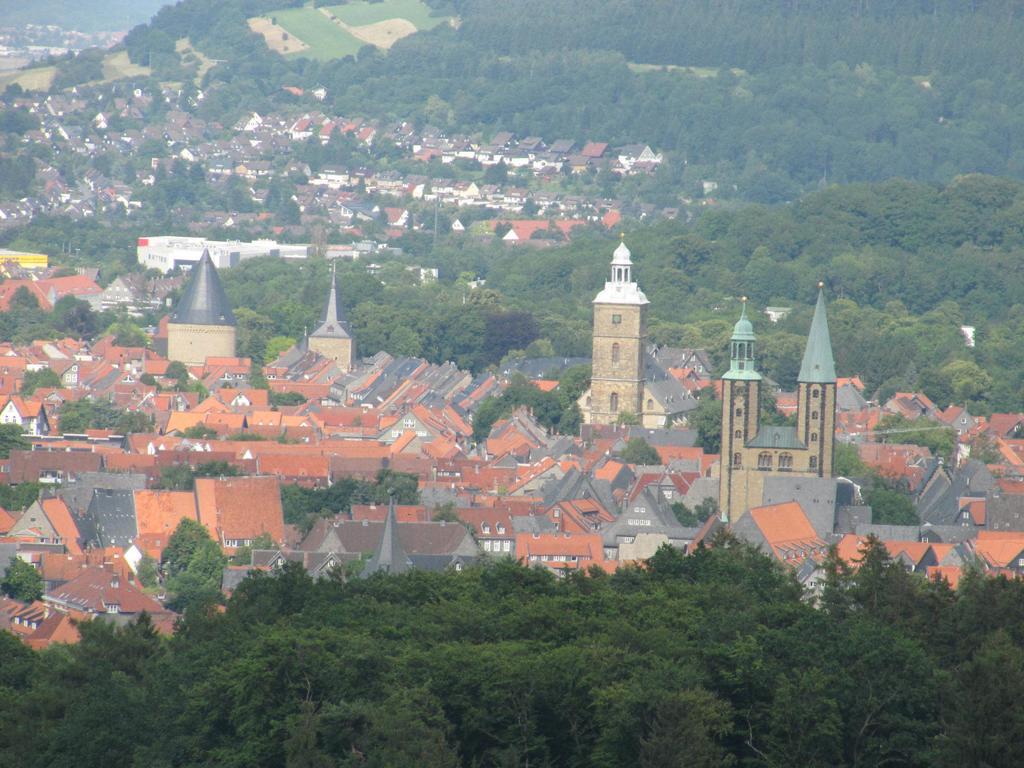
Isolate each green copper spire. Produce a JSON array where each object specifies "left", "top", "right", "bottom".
[
  {"left": 798, "top": 284, "right": 836, "bottom": 383},
  {"left": 724, "top": 297, "right": 761, "bottom": 381}
]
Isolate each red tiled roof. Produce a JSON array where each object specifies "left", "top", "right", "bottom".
[{"left": 194, "top": 476, "right": 285, "bottom": 547}]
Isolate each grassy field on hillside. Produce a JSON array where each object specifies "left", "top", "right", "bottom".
[
  {"left": 0, "top": 50, "right": 153, "bottom": 92},
  {"left": 326, "top": 0, "right": 447, "bottom": 29},
  {"left": 255, "top": 0, "right": 451, "bottom": 60},
  {"left": 101, "top": 50, "right": 151, "bottom": 81},
  {"left": 265, "top": 7, "right": 363, "bottom": 60},
  {"left": 0, "top": 66, "right": 56, "bottom": 91}
]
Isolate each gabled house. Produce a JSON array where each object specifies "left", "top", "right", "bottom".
[{"left": 1, "top": 396, "right": 50, "bottom": 435}]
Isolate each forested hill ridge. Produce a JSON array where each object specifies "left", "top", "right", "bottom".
[
  {"left": 116, "top": 0, "right": 1024, "bottom": 201},
  {"left": 2, "top": 543, "right": 1022, "bottom": 767}
]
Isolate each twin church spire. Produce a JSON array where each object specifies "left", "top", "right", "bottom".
[{"left": 718, "top": 284, "right": 837, "bottom": 522}]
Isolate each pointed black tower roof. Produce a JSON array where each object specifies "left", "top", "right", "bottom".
[
  {"left": 170, "top": 250, "right": 235, "bottom": 327},
  {"left": 310, "top": 263, "right": 350, "bottom": 340},
  {"left": 362, "top": 492, "right": 412, "bottom": 577}
]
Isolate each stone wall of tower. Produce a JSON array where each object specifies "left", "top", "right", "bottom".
[
  {"left": 719, "top": 378, "right": 761, "bottom": 522},
  {"left": 589, "top": 302, "right": 646, "bottom": 425},
  {"left": 167, "top": 323, "right": 236, "bottom": 366},
  {"left": 308, "top": 336, "right": 354, "bottom": 372},
  {"left": 796, "top": 381, "right": 836, "bottom": 477}
]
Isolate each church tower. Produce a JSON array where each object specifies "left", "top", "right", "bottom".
[
  {"left": 167, "top": 249, "right": 236, "bottom": 366},
  {"left": 795, "top": 284, "right": 837, "bottom": 477},
  {"left": 307, "top": 263, "right": 354, "bottom": 372},
  {"left": 585, "top": 239, "right": 648, "bottom": 425},
  {"left": 719, "top": 299, "right": 762, "bottom": 522},
  {"left": 717, "top": 287, "right": 839, "bottom": 522}
]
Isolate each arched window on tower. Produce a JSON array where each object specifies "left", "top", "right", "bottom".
[
  {"left": 733, "top": 453, "right": 742, "bottom": 467},
  {"left": 611, "top": 343, "right": 620, "bottom": 363},
  {"left": 811, "top": 432, "right": 818, "bottom": 443},
  {"left": 758, "top": 452, "right": 772, "bottom": 469},
  {"left": 734, "top": 430, "right": 742, "bottom": 439},
  {"left": 812, "top": 388, "right": 820, "bottom": 398},
  {"left": 735, "top": 407, "right": 743, "bottom": 417},
  {"left": 811, "top": 411, "right": 819, "bottom": 420},
  {"left": 810, "top": 456, "right": 818, "bottom": 470},
  {"left": 610, "top": 392, "right": 619, "bottom": 412}
]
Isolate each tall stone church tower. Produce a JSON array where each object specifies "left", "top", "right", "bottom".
[
  {"left": 307, "top": 264, "right": 354, "bottom": 372},
  {"left": 167, "top": 249, "right": 236, "bottom": 366},
  {"left": 584, "top": 239, "right": 649, "bottom": 425},
  {"left": 718, "top": 287, "right": 837, "bottom": 522},
  {"left": 719, "top": 299, "right": 763, "bottom": 520}
]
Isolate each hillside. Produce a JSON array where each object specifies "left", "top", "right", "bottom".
[{"left": 118, "top": 0, "right": 1024, "bottom": 201}]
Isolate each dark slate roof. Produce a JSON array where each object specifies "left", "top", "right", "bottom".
[
  {"left": 542, "top": 467, "right": 618, "bottom": 512},
  {"left": 309, "top": 272, "right": 350, "bottom": 340},
  {"left": 602, "top": 487, "right": 690, "bottom": 545},
  {"left": 510, "top": 515, "right": 558, "bottom": 534},
  {"left": 916, "top": 459, "right": 993, "bottom": 526},
  {"left": 169, "top": 250, "right": 235, "bottom": 327},
  {"left": 761, "top": 476, "right": 838, "bottom": 537},
  {"left": 363, "top": 501, "right": 413, "bottom": 577},
  {"left": 500, "top": 356, "right": 591, "bottom": 379},
  {"left": 643, "top": 354, "right": 699, "bottom": 415},
  {"left": 837, "top": 384, "right": 869, "bottom": 412},
  {"left": 83, "top": 489, "right": 137, "bottom": 549},
  {"left": 747, "top": 426, "right": 805, "bottom": 450},
  {"left": 59, "top": 472, "right": 147, "bottom": 516},
  {"left": 854, "top": 523, "right": 922, "bottom": 541}
]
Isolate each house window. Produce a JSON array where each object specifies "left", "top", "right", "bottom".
[
  {"left": 647, "top": 399, "right": 654, "bottom": 411},
  {"left": 612, "top": 343, "right": 620, "bottom": 363},
  {"left": 503, "top": 540, "right": 511, "bottom": 552},
  {"left": 733, "top": 453, "right": 742, "bottom": 467},
  {"left": 612, "top": 314, "right": 622, "bottom": 324},
  {"left": 758, "top": 452, "right": 772, "bottom": 469},
  {"left": 810, "top": 456, "right": 818, "bottom": 470},
  {"left": 482, "top": 524, "right": 490, "bottom": 534},
  {"left": 610, "top": 393, "right": 619, "bottom": 412},
  {"left": 779, "top": 453, "right": 793, "bottom": 469}
]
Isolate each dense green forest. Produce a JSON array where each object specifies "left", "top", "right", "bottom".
[
  {"left": 2, "top": 541, "right": 1022, "bottom": 767},
  {"left": 115, "top": 0, "right": 1024, "bottom": 200}
]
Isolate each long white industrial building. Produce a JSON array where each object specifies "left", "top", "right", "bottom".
[{"left": 137, "top": 237, "right": 309, "bottom": 273}]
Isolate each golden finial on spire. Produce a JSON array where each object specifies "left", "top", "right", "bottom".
[
  {"left": 619, "top": 231, "right": 625, "bottom": 241},
  {"left": 818, "top": 280, "right": 824, "bottom": 289},
  {"left": 741, "top": 295, "right": 748, "bottom": 303}
]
